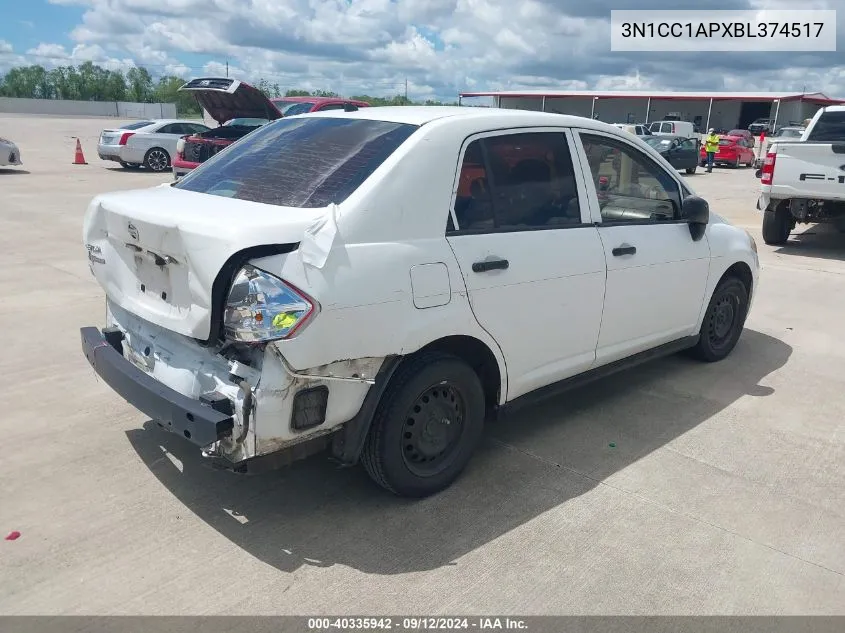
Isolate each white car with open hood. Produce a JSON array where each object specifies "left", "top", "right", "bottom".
[{"left": 81, "top": 106, "right": 759, "bottom": 497}]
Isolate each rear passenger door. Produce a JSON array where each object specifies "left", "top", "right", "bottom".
[
  {"left": 445, "top": 129, "right": 607, "bottom": 401},
  {"left": 572, "top": 130, "right": 711, "bottom": 365}
]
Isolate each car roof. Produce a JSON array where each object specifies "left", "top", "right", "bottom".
[{"left": 298, "top": 105, "right": 640, "bottom": 131}]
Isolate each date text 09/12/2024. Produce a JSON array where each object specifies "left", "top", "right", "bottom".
[{"left": 307, "top": 617, "right": 528, "bottom": 630}]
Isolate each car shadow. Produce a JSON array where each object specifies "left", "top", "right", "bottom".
[
  {"left": 775, "top": 224, "right": 845, "bottom": 262},
  {"left": 125, "top": 329, "right": 791, "bottom": 575},
  {"left": 0, "top": 168, "right": 30, "bottom": 175}
]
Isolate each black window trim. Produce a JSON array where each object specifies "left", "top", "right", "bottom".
[
  {"left": 446, "top": 126, "right": 593, "bottom": 236},
  {"left": 574, "top": 128, "right": 689, "bottom": 228}
]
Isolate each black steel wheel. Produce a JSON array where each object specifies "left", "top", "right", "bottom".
[
  {"left": 362, "top": 352, "right": 485, "bottom": 497},
  {"left": 690, "top": 276, "right": 749, "bottom": 362},
  {"left": 144, "top": 147, "right": 170, "bottom": 172},
  {"left": 685, "top": 165, "right": 697, "bottom": 175}
]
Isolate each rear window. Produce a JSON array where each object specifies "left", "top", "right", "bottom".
[
  {"left": 719, "top": 139, "right": 734, "bottom": 145},
  {"left": 121, "top": 121, "right": 154, "bottom": 130},
  {"left": 806, "top": 111, "right": 845, "bottom": 142},
  {"left": 174, "top": 116, "right": 418, "bottom": 208},
  {"left": 274, "top": 101, "right": 317, "bottom": 116},
  {"left": 728, "top": 130, "right": 744, "bottom": 136}
]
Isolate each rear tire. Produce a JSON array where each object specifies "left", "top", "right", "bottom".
[
  {"left": 690, "top": 277, "right": 749, "bottom": 362},
  {"left": 762, "top": 203, "right": 792, "bottom": 245},
  {"left": 361, "top": 352, "right": 485, "bottom": 497},
  {"left": 686, "top": 165, "right": 697, "bottom": 175},
  {"left": 143, "top": 147, "right": 170, "bottom": 172}
]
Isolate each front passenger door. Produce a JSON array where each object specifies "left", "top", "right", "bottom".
[{"left": 574, "top": 131, "right": 711, "bottom": 365}]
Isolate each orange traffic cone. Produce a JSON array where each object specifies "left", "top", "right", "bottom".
[{"left": 72, "top": 138, "right": 87, "bottom": 165}]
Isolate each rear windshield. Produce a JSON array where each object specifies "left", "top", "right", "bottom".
[
  {"left": 719, "top": 139, "right": 734, "bottom": 145},
  {"left": 806, "top": 111, "right": 845, "bottom": 142},
  {"left": 274, "top": 100, "right": 317, "bottom": 116},
  {"left": 728, "top": 130, "right": 744, "bottom": 136},
  {"left": 174, "top": 116, "right": 418, "bottom": 208},
  {"left": 121, "top": 121, "right": 154, "bottom": 130}
]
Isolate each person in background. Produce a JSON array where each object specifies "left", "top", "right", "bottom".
[{"left": 704, "top": 128, "right": 720, "bottom": 173}]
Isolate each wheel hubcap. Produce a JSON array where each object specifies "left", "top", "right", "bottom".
[
  {"left": 709, "top": 294, "right": 737, "bottom": 347},
  {"left": 401, "top": 383, "right": 466, "bottom": 477},
  {"left": 149, "top": 151, "right": 168, "bottom": 171}
]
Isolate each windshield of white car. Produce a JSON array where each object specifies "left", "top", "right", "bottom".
[
  {"left": 174, "top": 117, "right": 418, "bottom": 208},
  {"left": 274, "top": 101, "right": 316, "bottom": 116},
  {"left": 120, "top": 121, "right": 155, "bottom": 130},
  {"left": 224, "top": 118, "right": 269, "bottom": 127}
]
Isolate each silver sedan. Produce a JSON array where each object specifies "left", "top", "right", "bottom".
[{"left": 97, "top": 119, "right": 211, "bottom": 172}]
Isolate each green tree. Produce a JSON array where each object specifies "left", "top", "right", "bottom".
[
  {"left": 154, "top": 75, "right": 201, "bottom": 115},
  {"left": 125, "top": 66, "right": 153, "bottom": 102}
]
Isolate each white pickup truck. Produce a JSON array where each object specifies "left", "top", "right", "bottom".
[{"left": 758, "top": 105, "right": 845, "bottom": 245}]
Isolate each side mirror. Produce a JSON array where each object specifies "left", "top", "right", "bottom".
[{"left": 682, "top": 195, "right": 709, "bottom": 241}]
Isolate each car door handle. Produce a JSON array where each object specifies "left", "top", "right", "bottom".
[
  {"left": 612, "top": 245, "right": 636, "bottom": 256},
  {"left": 472, "top": 258, "right": 509, "bottom": 273}
]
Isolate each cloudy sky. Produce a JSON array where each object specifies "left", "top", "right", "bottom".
[{"left": 0, "top": 0, "right": 843, "bottom": 101}]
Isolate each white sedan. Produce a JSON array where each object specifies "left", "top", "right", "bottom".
[
  {"left": 81, "top": 107, "right": 759, "bottom": 497},
  {"left": 0, "top": 137, "right": 22, "bottom": 167},
  {"left": 97, "top": 119, "right": 211, "bottom": 172}
]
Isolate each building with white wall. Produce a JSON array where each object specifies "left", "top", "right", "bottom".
[{"left": 458, "top": 90, "right": 844, "bottom": 132}]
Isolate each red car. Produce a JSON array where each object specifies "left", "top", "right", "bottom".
[
  {"left": 699, "top": 134, "right": 756, "bottom": 168},
  {"left": 727, "top": 128, "right": 755, "bottom": 147},
  {"left": 172, "top": 78, "right": 369, "bottom": 179},
  {"left": 271, "top": 95, "right": 371, "bottom": 116}
]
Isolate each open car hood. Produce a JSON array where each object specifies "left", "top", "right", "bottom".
[{"left": 178, "top": 77, "right": 282, "bottom": 126}]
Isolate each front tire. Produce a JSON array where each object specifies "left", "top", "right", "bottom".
[
  {"left": 762, "top": 203, "right": 792, "bottom": 245},
  {"left": 143, "top": 147, "right": 170, "bottom": 172},
  {"left": 690, "top": 277, "right": 749, "bottom": 362},
  {"left": 361, "top": 352, "right": 485, "bottom": 497}
]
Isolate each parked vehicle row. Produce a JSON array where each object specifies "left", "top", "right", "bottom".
[
  {"left": 97, "top": 119, "right": 212, "bottom": 171},
  {"left": 81, "top": 106, "right": 758, "bottom": 497}
]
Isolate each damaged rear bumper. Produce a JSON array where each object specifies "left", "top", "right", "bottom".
[{"left": 80, "top": 326, "right": 235, "bottom": 447}]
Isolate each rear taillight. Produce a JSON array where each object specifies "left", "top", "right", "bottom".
[
  {"left": 761, "top": 151, "right": 777, "bottom": 185},
  {"left": 223, "top": 266, "right": 318, "bottom": 343},
  {"left": 118, "top": 132, "right": 135, "bottom": 145}
]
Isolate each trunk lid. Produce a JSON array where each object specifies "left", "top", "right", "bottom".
[
  {"left": 178, "top": 77, "right": 282, "bottom": 126},
  {"left": 100, "top": 129, "right": 123, "bottom": 145},
  {"left": 83, "top": 186, "right": 326, "bottom": 340}
]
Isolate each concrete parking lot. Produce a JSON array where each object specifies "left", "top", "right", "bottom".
[{"left": 1, "top": 113, "right": 843, "bottom": 615}]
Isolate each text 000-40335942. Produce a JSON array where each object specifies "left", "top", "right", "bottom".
[{"left": 610, "top": 9, "right": 837, "bottom": 52}]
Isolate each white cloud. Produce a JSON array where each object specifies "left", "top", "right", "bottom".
[{"left": 10, "top": 0, "right": 845, "bottom": 100}]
